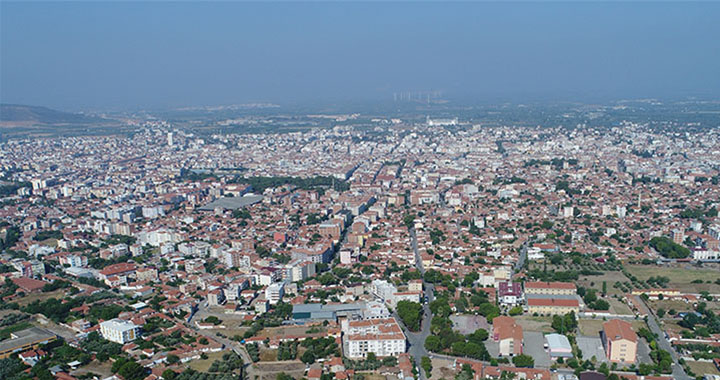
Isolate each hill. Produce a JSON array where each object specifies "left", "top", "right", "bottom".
[{"left": 0, "top": 104, "right": 104, "bottom": 125}]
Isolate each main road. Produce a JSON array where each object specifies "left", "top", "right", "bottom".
[
  {"left": 394, "top": 226, "right": 435, "bottom": 380},
  {"left": 633, "top": 295, "right": 691, "bottom": 380}
]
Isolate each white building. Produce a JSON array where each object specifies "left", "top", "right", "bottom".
[
  {"left": 343, "top": 318, "right": 406, "bottom": 359},
  {"left": 265, "top": 282, "right": 285, "bottom": 305},
  {"left": 284, "top": 259, "right": 316, "bottom": 282},
  {"left": 100, "top": 319, "right": 140, "bottom": 344},
  {"left": 693, "top": 248, "right": 719, "bottom": 261}
]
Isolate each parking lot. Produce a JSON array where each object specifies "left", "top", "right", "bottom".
[
  {"left": 576, "top": 336, "right": 607, "bottom": 363},
  {"left": 450, "top": 314, "right": 489, "bottom": 335},
  {"left": 523, "top": 331, "right": 551, "bottom": 368}
]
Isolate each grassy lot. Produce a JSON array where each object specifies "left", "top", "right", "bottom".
[
  {"left": 514, "top": 315, "right": 554, "bottom": 333},
  {"left": 254, "top": 325, "right": 327, "bottom": 339},
  {"left": 608, "top": 298, "right": 633, "bottom": 315},
  {"left": 187, "top": 351, "right": 226, "bottom": 372},
  {"left": 15, "top": 289, "right": 66, "bottom": 307},
  {"left": 260, "top": 348, "right": 278, "bottom": 362},
  {"left": 577, "top": 271, "right": 631, "bottom": 297},
  {"left": 661, "top": 320, "right": 691, "bottom": 335},
  {"left": 686, "top": 360, "right": 720, "bottom": 376},
  {"left": 648, "top": 299, "right": 694, "bottom": 315},
  {"left": 579, "top": 319, "right": 647, "bottom": 337},
  {"left": 626, "top": 265, "right": 720, "bottom": 293}
]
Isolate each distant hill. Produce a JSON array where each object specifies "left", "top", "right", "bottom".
[{"left": 0, "top": 104, "right": 104, "bottom": 125}]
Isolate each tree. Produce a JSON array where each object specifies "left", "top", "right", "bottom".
[
  {"left": 116, "top": 360, "right": 147, "bottom": 380},
  {"left": 467, "top": 329, "right": 489, "bottom": 344},
  {"left": 396, "top": 301, "right": 423, "bottom": 332},
  {"left": 166, "top": 354, "right": 180, "bottom": 365},
  {"left": 421, "top": 356, "right": 432, "bottom": 377},
  {"left": 162, "top": 369, "right": 177, "bottom": 380},
  {"left": 277, "top": 373, "right": 294, "bottom": 380},
  {"left": 508, "top": 306, "right": 523, "bottom": 316},
  {"left": 301, "top": 350, "right": 316, "bottom": 364},
  {"left": 512, "top": 354, "right": 534, "bottom": 368},
  {"left": 425, "top": 335, "right": 442, "bottom": 352}
]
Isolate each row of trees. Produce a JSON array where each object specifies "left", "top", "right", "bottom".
[{"left": 396, "top": 300, "right": 423, "bottom": 331}]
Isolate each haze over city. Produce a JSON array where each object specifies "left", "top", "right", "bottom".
[
  {"left": 1, "top": 3, "right": 720, "bottom": 380},
  {"left": 2, "top": 2, "right": 720, "bottom": 110}
]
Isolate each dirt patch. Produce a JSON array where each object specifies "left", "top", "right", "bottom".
[
  {"left": 514, "top": 315, "right": 554, "bottom": 333},
  {"left": 72, "top": 360, "right": 113, "bottom": 378}
]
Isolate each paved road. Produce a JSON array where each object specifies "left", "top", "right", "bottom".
[
  {"left": 633, "top": 295, "right": 691, "bottom": 380},
  {"left": 514, "top": 241, "right": 529, "bottom": 274},
  {"left": 396, "top": 226, "right": 435, "bottom": 380}
]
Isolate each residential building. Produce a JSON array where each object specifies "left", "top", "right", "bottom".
[
  {"left": 493, "top": 316, "right": 523, "bottom": 356},
  {"left": 525, "top": 281, "right": 577, "bottom": 296},
  {"left": 602, "top": 319, "right": 637, "bottom": 363},
  {"left": 100, "top": 319, "right": 140, "bottom": 344},
  {"left": 343, "top": 318, "right": 406, "bottom": 358},
  {"left": 527, "top": 298, "right": 580, "bottom": 315}
]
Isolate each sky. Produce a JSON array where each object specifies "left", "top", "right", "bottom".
[{"left": 1, "top": 1, "right": 720, "bottom": 111}]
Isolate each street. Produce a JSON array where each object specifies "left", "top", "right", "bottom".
[
  {"left": 398, "top": 226, "right": 436, "bottom": 380},
  {"left": 633, "top": 295, "right": 691, "bottom": 380}
]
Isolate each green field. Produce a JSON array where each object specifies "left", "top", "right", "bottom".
[{"left": 626, "top": 265, "right": 720, "bottom": 293}]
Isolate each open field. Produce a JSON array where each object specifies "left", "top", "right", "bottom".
[
  {"left": 207, "top": 327, "right": 249, "bottom": 340},
  {"left": 15, "top": 289, "right": 66, "bottom": 306},
  {"left": 260, "top": 348, "right": 278, "bottom": 361},
  {"left": 648, "top": 299, "right": 695, "bottom": 315},
  {"left": 187, "top": 350, "right": 226, "bottom": 372},
  {"left": 607, "top": 298, "right": 633, "bottom": 315},
  {"left": 72, "top": 360, "right": 113, "bottom": 379},
  {"left": 661, "top": 320, "right": 691, "bottom": 335},
  {"left": 254, "top": 361, "right": 306, "bottom": 380},
  {"left": 356, "top": 373, "right": 386, "bottom": 380},
  {"left": 577, "top": 271, "right": 630, "bottom": 297},
  {"left": 254, "top": 325, "right": 329, "bottom": 339},
  {"left": 578, "top": 319, "right": 647, "bottom": 337},
  {"left": 626, "top": 265, "right": 720, "bottom": 293},
  {"left": 686, "top": 360, "right": 720, "bottom": 377},
  {"left": 514, "top": 315, "right": 554, "bottom": 333},
  {"left": 431, "top": 357, "right": 456, "bottom": 380}
]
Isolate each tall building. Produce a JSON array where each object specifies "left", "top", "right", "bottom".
[
  {"left": 602, "top": 319, "right": 637, "bottom": 363},
  {"left": 672, "top": 229, "right": 685, "bottom": 244},
  {"left": 493, "top": 316, "right": 523, "bottom": 356},
  {"left": 265, "top": 282, "right": 285, "bottom": 304},
  {"left": 100, "top": 319, "right": 139, "bottom": 344},
  {"left": 167, "top": 132, "right": 174, "bottom": 147}
]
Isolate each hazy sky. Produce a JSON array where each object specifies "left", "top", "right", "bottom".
[{"left": 2, "top": 2, "right": 719, "bottom": 110}]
